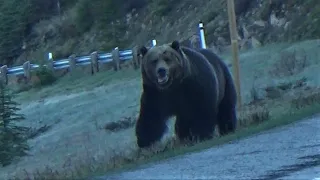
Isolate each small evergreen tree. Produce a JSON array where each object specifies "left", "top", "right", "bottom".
[{"left": 0, "top": 82, "right": 29, "bottom": 166}]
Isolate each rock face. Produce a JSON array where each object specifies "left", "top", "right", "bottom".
[
  {"left": 163, "top": 0, "right": 320, "bottom": 53},
  {"left": 201, "top": 0, "right": 315, "bottom": 52}
]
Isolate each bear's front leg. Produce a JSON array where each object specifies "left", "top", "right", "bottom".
[
  {"left": 175, "top": 108, "right": 216, "bottom": 143},
  {"left": 175, "top": 87, "right": 217, "bottom": 143},
  {"left": 135, "top": 92, "right": 171, "bottom": 148}
]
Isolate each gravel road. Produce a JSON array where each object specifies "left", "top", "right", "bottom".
[{"left": 92, "top": 115, "right": 320, "bottom": 180}]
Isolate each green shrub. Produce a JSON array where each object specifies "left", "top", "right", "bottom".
[
  {"left": 151, "top": 0, "right": 182, "bottom": 16},
  {"left": 74, "top": 0, "right": 127, "bottom": 33},
  {"left": 34, "top": 66, "right": 57, "bottom": 87},
  {"left": 74, "top": 0, "right": 94, "bottom": 33}
]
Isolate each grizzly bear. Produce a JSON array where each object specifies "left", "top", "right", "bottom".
[{"left": 135, "top": 40, "right": 237, "bottom": 148}]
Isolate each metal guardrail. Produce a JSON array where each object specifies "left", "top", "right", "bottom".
[
  {"left": 2, "top": 21, "right": 208, "bottom": 78},
  {"left": 0, "top": 21, "right": 209, "bottom": 87},
  {"left": 6, "top": 49, "right": 134, "bottom": 76}
]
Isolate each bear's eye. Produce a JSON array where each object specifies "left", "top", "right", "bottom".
[
  {"left": 151, "top": 59, "right": 158, "bottom": 65},
  {"left": 164, "top": 58, "right": 171, "bottom": 62}
]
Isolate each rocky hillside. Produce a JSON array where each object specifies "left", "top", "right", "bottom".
[{"left": 7, "top": 0, "right": 320, "bottom": 65}]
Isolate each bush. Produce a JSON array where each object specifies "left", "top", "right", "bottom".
[
  {"left": 151, "top": 0, "right": 182, "bottom": 16},
  {"left": 74, "top": 0, "right": 128, "bottom": 33},
  {"left": 270, "top": 50, "right": 309, "bottom": 77},
  {"left": 74, "top": 0, "right": 94, "bottom": 33},
  {"left": 290, "top": 90, "right": 320, "bottom": 109},
  {"left": 34, "top": 66, "right": 57, "bottom": 87}
]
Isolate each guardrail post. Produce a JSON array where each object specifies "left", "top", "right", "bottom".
[
  {"left": 132, "top": 46, "right": 140, "bottom": 70},
  {"left": 68, "top": 54, "right": 76, "bottom": 73},
  {"left": 47, "top": 52, "right": 54, "bottom": 72},
  {"left": 23, "top": 61, "right": 31, "bottom": 83},
  {"left": 0, "top": 65, "right": 8, "bottom": 85},
  {"left": 112, "top": 47, "right": 120, "bottom": 71},
  {"left": 90, "top": 51, "right": 99, "bottom": 74}
]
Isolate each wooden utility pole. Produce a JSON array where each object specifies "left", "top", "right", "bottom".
[{"left": 227, "top": 0, "right": 242, "bottom": 107}]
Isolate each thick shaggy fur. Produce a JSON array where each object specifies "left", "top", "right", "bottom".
[{"left": 135, "top": 41, "right": 237, "bottom": 148}]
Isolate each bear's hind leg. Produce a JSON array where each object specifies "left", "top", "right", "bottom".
[
  {"left": 174, "top": 116, "right": 192, "bottom": 142},
  {"left": 217, "top": 103, "right": 237, "bottom": 136},
  {"left": 217, "top": 87, "right": 237, "bottom": 136},
  {"left": 175, "top": 110, "right": 215, "bottom": 143}
]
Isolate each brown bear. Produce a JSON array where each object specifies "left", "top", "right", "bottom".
[{"left": 135, "top": 40, "right": 237, "bottom": 148}]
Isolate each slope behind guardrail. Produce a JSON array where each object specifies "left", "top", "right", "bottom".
[
  {"left": 0, "top": 22, "right": 208, "bottom": 86},
  {"left": 0, "top": 45, "right": 146, "bottom": 85}
]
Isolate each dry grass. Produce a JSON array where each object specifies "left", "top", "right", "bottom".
[
  {"left": 105, "top": 105, "right": 271, "bottom": 133},
  {"left": 290, "top": 89, "right": 320, "bottom": 109},
  {"left": 5, "top": 40, "right": 319, "bottom": 180},
  {"left": 8, "top": 87, "right": 320, "bottom": 180},
  {"left": 270, "top": 49, "right": 310, "bottom": 77},
  {"left": 15, "top": 69, "right": 140, "bottom": 103},
  {"left": 238, "top": 105, "right": 270, "bottom": 127},
  {"left": 264, "top": 77, "right": 308, "bottom": 99}
]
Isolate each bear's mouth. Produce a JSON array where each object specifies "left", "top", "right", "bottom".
[
  {"left": 156, "top": 75, "right": 173, "bottom": 90},
  {"left": 157, "top": 75, "right": 169, "bottom": 85}
]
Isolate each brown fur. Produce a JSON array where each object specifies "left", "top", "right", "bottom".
[{"left": 135, "top": 41, "right": 237, "bottom": 148}]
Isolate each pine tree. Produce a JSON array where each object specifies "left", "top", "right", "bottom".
[{"left": 0, "top": 82, "right": 29, "bottom": 166}]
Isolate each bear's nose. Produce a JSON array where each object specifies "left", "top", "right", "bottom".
[{"left": 157, "top": 68, "right": 167, "bottom": 78}]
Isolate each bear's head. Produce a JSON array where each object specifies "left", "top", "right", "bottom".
[{"left": 139, "top": 41, "right": 191, "bottom": 90}]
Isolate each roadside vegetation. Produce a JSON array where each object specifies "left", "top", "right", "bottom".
[{"left": 5, "top": 40, "right": 320, "bottom": 180}]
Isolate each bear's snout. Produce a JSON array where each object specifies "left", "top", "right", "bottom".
[{"left": 157, "top": 67, "right": 167, "bottom": 78}]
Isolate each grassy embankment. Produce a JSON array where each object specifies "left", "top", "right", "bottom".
[{"left": 10, "top": 40, "right": 320, "bottom": 180}]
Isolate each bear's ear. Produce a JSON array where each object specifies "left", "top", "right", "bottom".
[
  {"left": 139, "top": 46, "right": 148, "bottom": 57},
  {"left": 171, "top": 40, "right": 180, "bottom": 52}
]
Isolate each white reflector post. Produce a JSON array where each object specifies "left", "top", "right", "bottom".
[
  {"left": 152, "top": 39, "right": 157, "bottom": 46},
  {"left": 199, "top": 22, "right": 207, "bottom": 49},
  {"left": 48, "top": 52, "right": 53, "bottom": 60}
]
